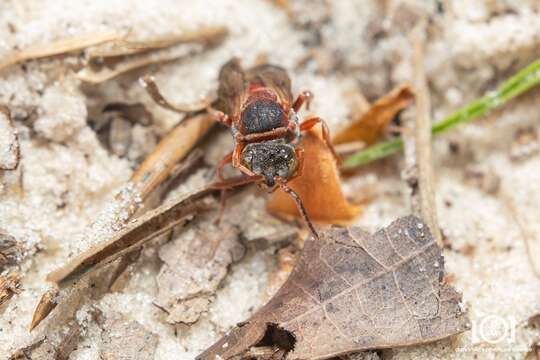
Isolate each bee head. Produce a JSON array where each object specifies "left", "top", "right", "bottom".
[{"left": 241, "top": 142, "right": 298, "bottom": 187}]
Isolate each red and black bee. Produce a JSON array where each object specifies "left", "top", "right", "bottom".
[
  {"left": 140, "top": 58, "right": 337, "bottom": 237},
  {"left": 211, "top": 59, "right": 338, "bottom": 237}
]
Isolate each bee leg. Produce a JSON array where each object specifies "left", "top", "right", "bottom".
[
  {"left": 212, "top": 147, "right": 260, "bottom": 224},
  {"left": 216, "top": 152, "right": 233, "bottom": 181},
  {"left": 139, "top": 75, "right": 212, "bottom": 113},
  {"left": 213, "top": 152, "right": 233, "bottom": 224},
  {"left": 300, "top": 117, "right": 340, "bottom": 163},
  {"left": 292, "top": 90, "right": 314, "bottom": 112},
  {"left": 275, "top": 177, "right": 319, "bottom": 240},
  {"left": 207, "top": 108, "right": 232, "bottom": 127}
]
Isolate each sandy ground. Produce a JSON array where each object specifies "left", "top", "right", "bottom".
[{"left": 1, "top": 0, "right": 540, "bottom": 359}]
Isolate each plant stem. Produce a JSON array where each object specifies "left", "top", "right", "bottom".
[{"left": 342, "top": 58, "right": 540, "bottom": 169}]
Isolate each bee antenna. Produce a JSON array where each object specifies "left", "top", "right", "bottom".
[{"left": 276, "top": 179, "right": 319, "bottom": 240}]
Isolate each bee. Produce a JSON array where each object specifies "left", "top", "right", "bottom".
[
  {"left": 211, "top": 58, "right": 338, "bottom": 237},
  {"left": 140, "top": 58, "right": 337, "bottom": 237}
]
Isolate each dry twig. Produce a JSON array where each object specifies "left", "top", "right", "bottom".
[
  {"left": 0, "top": 31, "right": 123, "bottom": 71},
  {"left": 403, "top": 22, "right": 443, "bottom": 247}
]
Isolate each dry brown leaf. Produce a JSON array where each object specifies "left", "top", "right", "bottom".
[
  {"left": 332, "top": 85, "right": 414, "bottom": 146},
  {"left": 100, "top": 318, "right": 158, "bottom": 360},
  {"left": 0, "top": 106, "right": 20, "bottom": 170},
  {"left": 198, "top": 216, "right": 469, "bottom": 360},
  {"left": 155, "top": 221, "right": 244, "bottom": 325},
  {"left": 0, "top": 273, "right": 21, "bottom": 306},
  {"left": 267, "top": 130, "right": 361, "bottom": 225},
  {"left": 0, "top": 30, "right": 123, "bottom": 71}
]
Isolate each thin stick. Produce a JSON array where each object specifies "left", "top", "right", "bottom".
[
  {"left": 342, "top": 57, "right": 540, "bottom": 169},
  {"left": 0, "top": 31, "right": 123, "bottom": 71},
  {"left": 409, "top": 22, "right": 443, "bottom": 247}
]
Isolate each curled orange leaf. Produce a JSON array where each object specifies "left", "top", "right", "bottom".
[
  {"left": 267, "top": 130, "right": 361, "bottom": 225},
  {"left": 333, "top": 84, "right": 414, "bottom": 146}
]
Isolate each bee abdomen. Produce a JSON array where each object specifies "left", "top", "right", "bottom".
[{"left": 240, "top": 99, "right": 286, "bottom": 134}]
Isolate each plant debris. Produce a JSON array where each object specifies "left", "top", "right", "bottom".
[
  {"left": 332, "top": 85, "right": 414, "bottom": 147},
  {"left": 0, "top": 30, "right": 123, "bottom": 71},
  {"left": 30, "top": 287, "right": 59, "bottom": 331},
  {"left": 0, "top": 106, "right": 20, "bottom": 171},
  {"left": 267, "top": 130, "right": 361, "bottom": 225},
  {"left": 29, "top": 112, "right": 216, "bottom": 332},
  {"left": 198, "top": 216, "right": 469, "bottom": 360},
  {"left": 0, "top": 229, "right": 21, "bottom": 269},
  {"left": 155, "top": 220, "right": 244, "bottom": 325},
  {"left": 100, "top": 317, "right": 158, "bottom": 360},
  {"left": 0, "top": 273, "right": 21, "bottom": 306},
  {"left": 46, "top": 186, "right": 218, "bottom": 286},
  {"left": 403, "top": 22, "right": 443, "bottom": 247},
  {"left": 76, "top": 26, "right": 228, "bottom": 83}
]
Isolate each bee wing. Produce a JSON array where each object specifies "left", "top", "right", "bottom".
[
  {"left": 216, "top": 58, "right": 247, "bottom": 116},
  {"left": 246, "top": 64, "right": 293, "bottom": 106}
]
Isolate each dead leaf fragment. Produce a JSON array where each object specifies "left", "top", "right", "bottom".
[
  {"left": 198, "top": 216, "right": 469, "bottom": 360},
  {"left": 0, "top": 273, "right": 21, "bottom": 306},
  {"left": 0, "top": 106, "right": 20, "bottom": 170},
  {"left": 333, "top": 85, "right": 414, "bottom": 146},
  {"left": 100, "top": 318, "right": 158, "bottom": 360},
  {"left": 267, "top": 130, "right": 361, "bottom": 225}
]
